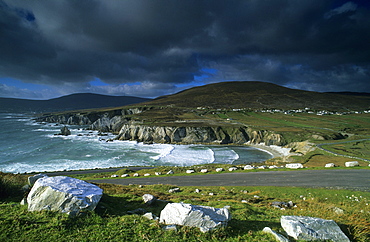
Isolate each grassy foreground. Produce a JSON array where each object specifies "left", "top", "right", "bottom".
[{"left": 0, "top": 172, "right": 369, "bottom": 241}]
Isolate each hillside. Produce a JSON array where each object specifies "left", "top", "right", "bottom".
[
  {"left": 144, "top": 81, "right": 370, "bottom": 111},
  {"left": 0, "top": 93, "right": 151, "bottom": 113}
]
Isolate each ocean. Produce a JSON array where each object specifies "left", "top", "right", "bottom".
[{"left": 0, "top": 113, "right": 272, "bottom": 174}]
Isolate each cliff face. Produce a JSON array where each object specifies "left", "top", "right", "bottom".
[
  {"left": 115, "top": 122, "right": 286, "bottom": 146},
  {"left": 35, "top": 108, "right": 286, "bottom": 146}
]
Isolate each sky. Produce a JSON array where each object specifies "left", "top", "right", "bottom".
[{"left": 0, "top": 0, "right": 369, "bottom": 100}]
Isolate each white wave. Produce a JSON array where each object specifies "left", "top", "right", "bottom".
[
  {"left": 213, "top": 147, "right": 239, "bottom": 164},
  {"left": 158, "top": 145, "right": 215, "bottom": 166}
]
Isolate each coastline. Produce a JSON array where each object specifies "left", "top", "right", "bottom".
[{"left": 248, "top": 143, "right": 289, "bottom": 158}]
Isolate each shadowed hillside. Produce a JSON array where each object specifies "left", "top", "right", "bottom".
[
  {"left": 144, "top": 81, "right": 370, "bottom": 111},
  {"left": 0, "top": 93, "right": 151, "bottom": 113}
]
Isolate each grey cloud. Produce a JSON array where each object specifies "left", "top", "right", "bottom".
[{"left": 1, "top": 0, "right": 370, "bottom": 98}]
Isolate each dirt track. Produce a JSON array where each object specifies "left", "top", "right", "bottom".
[{"left": 88, "top": 169, "right": 370, "bottom": 192}]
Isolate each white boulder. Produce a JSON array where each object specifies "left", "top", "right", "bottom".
[
  {"left": 27, "top": 176, "right": 103, "bottom": 216},
  {"left": 215, "top": 168, "right": 224, "bottom": 172},
  {"left": 285, "top": 163, "right": 304, "bottom": 169},
  {"left": 228, "top": 167, "right": 237, "bottom": 171},
  {"left": 345, "top": 161, "right": 359, "bottom": 167},
  {"left": 160, "top": 203, "right": 231, "bottom": 232},
  {"left": 200, "top": 169, "right": 208, "bottom": 173},
  {"left": 281, "top": 215, "right": 350, "bottom": 241},
  {"left": 325, "top": 163, "right": 335, "bottom": 168},
  {"left": 186, "top": 169, "right": 195, "bottom": 174}
]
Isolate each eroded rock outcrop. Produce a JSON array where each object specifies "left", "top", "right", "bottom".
[{"left": 115, "top": 122, "right": 286, "bottom": 145}]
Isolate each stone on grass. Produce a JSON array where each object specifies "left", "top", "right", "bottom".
[
  {"left": 200, "top": 169, "right": 208, "bottom": 173},
  {"left": 345, "top": 161, "right": 359, "bottom": 167},
  {"left": 168, "top": 187, "right": 181, "bottom": 193},
  {"left": 28, "top": 174, "right": 48, "bottom": 186},
  {"left": 262, "top": 227, "right": 289, "bottom": 242},
  {"left": 143, "top": 212, "right": 159, "bottom": 220},
  {"left": 155, "top": 172, "right": 162, "bottom": 176},
  {"left": 27, "top": 176, "right": 103, "bottom": 216},
  {"left": 163, "top": 224, "right": 177, "bottom": 231},
  {"left": 281, "top": 215, "right": 350, "bottom": 241},
  {"left": 228, "top": 167, "right": 237, "bottom": 171},
  {"left": 160, "top": 202, "right": 231, "bottom": 232},
  {"left": 144, "top": 173, "right": 151, "bottom": 176},
  {"left": 121, "top": 174, "right": 129, "bottom": 177},
  {"left": 244, "top": 165, "right": 255, "bottom": 170},
  {"left": 186, "top": 169, "right": 195, "bottom": 174},
  {"left": 215, "top": 168, "right": 224, "bottom": 172},
  {"left": 285, "top": 163, "right": 304, "bottom": 169},
  {"left": 325, "top": 163, "right": 335, "bottom": 168},
  {"left": 111, "top": 174, "right": 119, "bottom": 178},
  {"left": 142, "top": 194, "right": 157, "bottom": 205},
  {"left": 166, "top": 170, "right": 174, "bottom": 175}
]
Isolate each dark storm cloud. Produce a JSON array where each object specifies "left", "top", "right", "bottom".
[{"left": 1, "top": 0, "right": 369, "bottom": 98}]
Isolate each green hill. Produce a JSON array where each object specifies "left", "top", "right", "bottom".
[{"left": 144, "top": 81, "right": 370, "bottom": 111}]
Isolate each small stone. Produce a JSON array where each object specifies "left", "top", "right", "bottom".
[
  {"left": 228, "top": 167, "right": 237, "bottom": 171},
  {"left": 215, "top": 168, "right": 224, "bottom": 172},
  {"left": 169, "top": 187, "right": 181, "bottom": 193},
  {"left": 200, "top": 169, "right": 208, "bottom": 173},
  {"left": 111, "top": 174, "right": 119, "bottom": 178},
  {"left": 166, "top": 170, "right": 174, "bottom": 175},
  {"left": 143, "top": 212, "right": 159, "bottom": 220},
  {"left": 186, "top": 169, "right": 195, "bottom": 174},
  {"left": 195, "top": 189, "right": 200, "bottom": 193},
  {"left": 345, "top": 161, "right": 359, "bottom": 167},
  {"left": 325, "top": 163, "right": 335, "bottom": 168},
  {"left": 244, "top": 165, "right": 255, "bottom": 170},
  {"left": 262, "top": 227, "right": 290, "bottom": 242},
  {"left": 133, "top": 173, "right": 139, "bottom": 177},
  {"left": 121, "top": 174, "right": 129, "bottom": 177},
  {"left": 162, "top": 224, "right": 177, "bottom": 231},
  {"left": 285, "top": 163, "right": 304, "bottom": 169},
  {"left": 155, "top": 172, "right": 161, "bottom": 176},
  {"left": 142, "top": 194, "right": 157, "bottom": 205},
  {"left": 144, "top": 173, "right": 151, "bottom": 176}
]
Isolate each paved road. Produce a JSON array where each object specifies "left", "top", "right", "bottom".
[{"left": 89, "top": 169, "right": 370, "bottom": 192}]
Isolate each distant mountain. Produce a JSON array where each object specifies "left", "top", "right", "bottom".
[
  {"left": 0, "top": 93, "right": 151, "bottom": 113},
  {"left": 144, "top": 81, "right": 370, "bottom": 111}
]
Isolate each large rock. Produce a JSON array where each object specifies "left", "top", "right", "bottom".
[
  {"left": 27, "top": 176, "right": 103, "bottom": 216},
  {"left": 281, "top": 215, "right": 350, "bottom": 241},
  {"left": 159, "top": 202, "right": 231, "bottom": 232}
]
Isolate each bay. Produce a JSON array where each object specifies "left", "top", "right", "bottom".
[{"left": 0, "top": 113, "right": 272, "bottom": 174}]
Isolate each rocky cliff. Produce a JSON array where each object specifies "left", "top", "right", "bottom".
[
  {"left": 115, "top": 122, "right": 286, "bottom": 146},
  {"left": 35, "top": 108, "right": 286, "bottom": 146}
]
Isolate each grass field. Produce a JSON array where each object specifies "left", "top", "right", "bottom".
[{"left": 1, "top": 171, "right": 369, "bottom": 242}]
